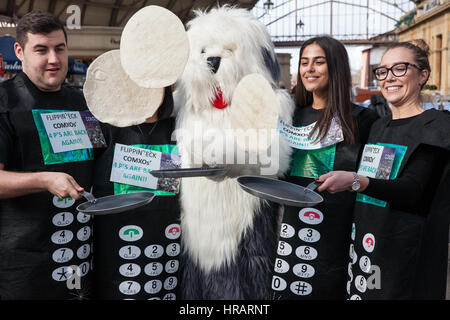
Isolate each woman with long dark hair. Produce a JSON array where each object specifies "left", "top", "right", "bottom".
[
  {"left": 294, "top": 37, "right": 358, "bottom": 145},
  {"left": 271, "top": 36, "right": 378, "bottom": 299}
]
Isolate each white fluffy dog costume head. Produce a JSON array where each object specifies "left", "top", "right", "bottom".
[
  {"left": 176, "top": 6, "right": 283, "bottom": 113},
  {"left": 175, "top": 6, "right": 293, "bottom": 173},
  {"left": 175, "top": 6, "right": 294, "bottom": 299}
]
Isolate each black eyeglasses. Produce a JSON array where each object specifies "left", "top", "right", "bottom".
[{"left": 373, "top": 62, "right": 422, "bottom": 81}]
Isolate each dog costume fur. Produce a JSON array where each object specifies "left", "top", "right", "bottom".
[{"left": 174, "top": 7, "right": 294, "bottom": 299}]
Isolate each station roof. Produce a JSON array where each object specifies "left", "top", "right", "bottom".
[{"left": 0, "top": 0, "right": 259, "bottom": 26}]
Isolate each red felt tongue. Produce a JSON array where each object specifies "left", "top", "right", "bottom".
[{"left": 212, "top": 89, "right": 228, "bottom": 109}]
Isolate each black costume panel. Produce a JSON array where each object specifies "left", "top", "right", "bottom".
[
  {"left": 271, "top": 105, "right": 378, "bottom": 299},
  {"left": 0, "top": 73, "right": 95, "bottom": 299},
  {"left": 179, "top": 200, "right": 280, "bottom": 300},
  {"left": 348, "top": 109, "right": 450, "bottom": 299},
  {"left": 92, "top": 117, "right": 181, "bottom": 300}
]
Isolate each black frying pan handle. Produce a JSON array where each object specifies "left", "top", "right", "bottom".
[
  {"left": 306, "top": 181, "right": 321, "bottom": 192},
  {"left": 81, "top": 191, "right": 97, "bottom": 203}
]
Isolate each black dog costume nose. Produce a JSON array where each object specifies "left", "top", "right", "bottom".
[{"left": 207, "top": 57, "right": 221, "bottom": 74}]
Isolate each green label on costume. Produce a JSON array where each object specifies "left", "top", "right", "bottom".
[
  {"left": 113, "top": 144, "right": 179, "bottom": 197},
  {"left": 357, "top": 144, "right": 396, "bottom": 179},
  {"left": 290, "top": 144, "right": 336, "bottom": 178},
  {"left": 32, "top": 109, "right": 94, "bottom": 165},
  {"left": 356, "top": 143, "right": 408, "bottom": 207}
]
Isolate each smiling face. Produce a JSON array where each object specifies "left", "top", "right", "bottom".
[
  {"left": 14, "top": 29, "right": 68, "bottom": 92},
  {"left": 378, "top": 47, "right": 429, "bottom": 108},
  {"left": 299, "top": 43, "right": 329, "bottom": 97}
]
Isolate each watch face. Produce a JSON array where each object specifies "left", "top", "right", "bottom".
[{"left": 352, "top": 181, "right": 361, "bottom": 191}]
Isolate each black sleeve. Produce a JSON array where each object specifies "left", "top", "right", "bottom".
[
  {"left": 355, "top": 106, "right": 379, "bottom": 146},
  {"left": 0, "top": 112, "right": 13, "bottom": 165},
  {"left": 363, "top": 144, "right": 443, "bottom": 212}
]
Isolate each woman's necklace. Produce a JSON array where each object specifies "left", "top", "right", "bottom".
[{"left": 137, "top": 120, "right": 158, "bottom": 136}]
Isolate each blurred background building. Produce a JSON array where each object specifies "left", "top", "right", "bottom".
[{"left": 251, "top": 0, "right": 448, "bottom": 105}]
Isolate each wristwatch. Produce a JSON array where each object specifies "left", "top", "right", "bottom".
[{"left": 350, "top": 172, "right": 360, "bottom": 192}]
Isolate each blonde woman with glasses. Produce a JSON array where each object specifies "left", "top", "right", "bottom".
[{"left": 316, "top": 40, "right": 450, "bottom": 299}]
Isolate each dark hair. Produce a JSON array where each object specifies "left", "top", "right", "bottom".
[
  {"left": 16, "top": 11, "right": 67, "bottom": 49},
  {"left": 384, "top": 40, "right": 431, "bottom": 89},
  {"left": 295, "top": 36, "right": 356, "bottom": 144}
]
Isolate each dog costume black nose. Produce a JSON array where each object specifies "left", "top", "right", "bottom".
[{"left": 207, "top": 57, "right": 221, "bottom": 74}]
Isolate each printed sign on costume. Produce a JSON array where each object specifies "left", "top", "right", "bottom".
[
  {"left": 278, "top": 118, "right": 344, "bottom": 150},
  {"left": 41, "top": 111, "right": 93, "bottom": 153},
  {"left": 357, "top": 144, "right": 396, "bottom": 179},
  {"left": 110, "top": 143, "right": 181, "bottom": 193},
  {"left": 280, "top": 118, "right": 343, "bottom": 179},
  {"left": 356, "top": 143, "right": 407, "bottom": 207},
  {"left": 79, "top": 111, "right": 107, "bottom": 148},
  {"left": 32, "top": 109, "right": 106, "bottom": 165}
]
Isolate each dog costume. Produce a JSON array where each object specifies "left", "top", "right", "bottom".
[{"left": 174, "top": 7, "right": 294, "bottom": 299}]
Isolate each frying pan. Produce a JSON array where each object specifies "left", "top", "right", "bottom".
[
  {"left": 150, "top": 166, "right": 228, "bottom": 178},
  {"left": 237, "top": 176, "right": 323, "bottom": 207},
  {"left": 76, "top": 191, "right": 155, "bottom": 215}
]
